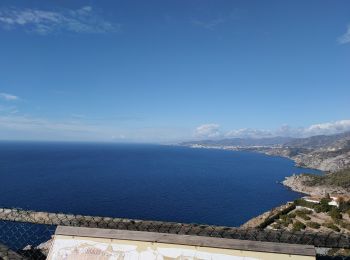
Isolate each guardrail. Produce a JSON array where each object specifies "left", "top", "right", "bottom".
[{"left": 1, "top": 208, "right": 350, "bottom": 259}]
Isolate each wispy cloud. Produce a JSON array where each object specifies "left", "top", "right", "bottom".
[
  {"left": 0, "top": 105, "right": 18, "bottom": 114},
  {"left": 0, "top": 114, "right": 112, "bottom": 134},
  {"left": 0, "top": 114, "right": 118, "bottom": 141},
  {"left": 0, "top": 113, "right": 189, "bottom": 142},
  {"left": 194, "top": 124, "right": 221, "bottom": 138},
  {"left": 338, "top": 24, "right": 350, "bottom": 44},
  {"left": 0, "top": 92, "right": 19, "bottom": 101},
  {"left": 225, "top": 128, "right": 273, "bottom": 139},
  {"left": 191, "top": 18, "right": 225, "bottom": 30},
  {"left": 194, "top": 120, "right": 350, "bottom": 139},
  {"left": 191, "top": 9, "right": 240, "bottom": 30},
  {"left": 0, "top": 6, "right": 120, "bottom": 34}
]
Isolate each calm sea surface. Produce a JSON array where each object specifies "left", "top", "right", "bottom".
[{"left": 0, "top": 142, "right": 320, "bottom": 227}]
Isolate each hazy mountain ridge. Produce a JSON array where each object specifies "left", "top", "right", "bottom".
[
  {"left": 181, "top": 136, "right": 296, "bottom": 147},
  {"left": 181, "top": 131, "right": 350, "bottom": 172},
  {"left": 284, "top": 132, "right": 350, "bottom": 149}
]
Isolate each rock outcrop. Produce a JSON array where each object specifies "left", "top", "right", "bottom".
[
  {"left": 292, "top": 150, "right": 350, "bottom": 172},
  {"left": 282, "top": 174, "right": 349, "bottom": 196}
]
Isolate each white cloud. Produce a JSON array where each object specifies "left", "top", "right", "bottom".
[
  {"left": 269, "top": 120, "right": 350, "bottom": 137},
  {"left": 0, "top": 92, "right": 19, "bottom": 101},
  {"left": 304, "top": 120, "right": 350, "bottom": 136},
  {"left": 0, "top": 6, "right": 120, "bottom": 34},
  {"left": 194, "top": 124, "right": 221, "bottom": 138},
  {"left": 194, "top": 119, "right": 350, "bottom": 140},
  {"left": 338, "top": 25, "right": 350, "bottom": 44},
  {"left": 225, "top": 128, "right": 273, "bottom": 138},
  {"left": 191, "top": 18, "right": 225, "bottom": 30}
]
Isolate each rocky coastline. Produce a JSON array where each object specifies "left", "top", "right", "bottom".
[
  {"left": 282, "top": 174, "right": 349, "bottom": 196},
  {"left": 183, "top": 132, "right": 350, "bottom": 228},
  {"left": 260, "top": 147, "right": 350, "bottom": 173},
  {"left": 186, "top": 144, "right": 350, "bottom": 173},
  {"left": 188, "top": 144, "right": 350, "bottom": 195}
]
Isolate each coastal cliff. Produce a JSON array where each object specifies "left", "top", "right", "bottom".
[
  {"left": 282, "top": 168, "right": 350, "bottom": 196},
  {"left": 282, "top": 174, "right": 348, "bottom": 196},
  {"left": 260, "top": 146, "right": 350, "bottom": 173},
  {"left": 292, "top": 151, "right": 350, "bottom": 172},
  {"left": 259, "top": 132, "right": 350, "bottom": 172}
]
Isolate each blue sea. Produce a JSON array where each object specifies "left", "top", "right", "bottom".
[{"left": 0, "top": 142, "right": 320, "bottom": 227}]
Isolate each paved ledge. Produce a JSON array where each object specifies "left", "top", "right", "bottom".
[{"left": 55, "top": 226, "right": 316, "bottom": 256}]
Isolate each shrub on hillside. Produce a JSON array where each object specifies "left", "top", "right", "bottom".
[
  {"left": 322, "top": 222, "right": 340, "bottom": 232},
  {"left": 302, "top": 169, "right": 350, "bottom": 189},
  {"left": 314, "top": 203, "right": 332, "bottom": 213},
  {"left": 329, "top": 208, "right": 343, "bottom": 220},
  {"left": 306, "top": 221, "right": 320, "bottom": 229},
  {"left": 295, "top": 209, "right": 312, "bottom": 220},
  {"left": 292, "top": 221, "right": 306, "bottom": 231},
  {"left": 278, "top": 215, "right": 293, "bottom": 227},
  {"left": 295, "top": 209, "right": 312, "bottom": 215},
  {"left": 299, "top": 214, "right": 311, "bottom": 220},
  {"left": 288, "top": 212, "right": 296, "bottom": 218},
  {"left": 271, "top": 223, "right": 282, "bottom": 229},
  {"left": 294, "top": 199, "right": 316, "bottom": 209}
]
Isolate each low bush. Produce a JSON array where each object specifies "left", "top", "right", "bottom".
[
  {"left": 306, "top": 221, "right": 320, "bottom": 229},
  {"left": 288, "top": 212, "right": 296, "bottom": 218},
  {"left": 295, "top": 209, "right": 312, "bottom": 215},
  {"left": 295, "top": 209, "right": 312, "bottom": 220},
  {"left": 294, "top": 199, "right": 316, "bottom": 209},
  {"left": 314, "top": 204, "right": 333, "bottom": 213},
  {"left": 299, "top": 214, "right": 311, "bottom": 220},
  {"left": 278, "top": 215, "right": 293, "bottom": 227},
  {"left": 328, "top": 208, "right": 343, "bottom": 220},
  {"left": 302, "top": 169, "right": 350, "bottom": 189},
  {"left": 271, "top": 223, "right": 281, "bottom": 229},
  {"left": 292, "top": 221, "right": 306, "bottom": 231},
  {"left": 322, "top": 222, "right": 340, "bottom": 232},
  {"left": 280, "top": 214, "right": 289, "bottom": 221}
]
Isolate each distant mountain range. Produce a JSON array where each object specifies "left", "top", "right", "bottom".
[
  {"left": 181, "top": 132, "right": 350, "bottom": 172},
  {"left": 284, "top": 132, "right": 350, "bottom": 149},
  {"left": 181, "top": 136, "right": 295, "bottom": 147}
]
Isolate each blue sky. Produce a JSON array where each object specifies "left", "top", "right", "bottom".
[{"left": 0, "top": 0, "right": 349, "bottom": 142}]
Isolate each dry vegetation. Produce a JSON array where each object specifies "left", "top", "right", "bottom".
[
  {"left": 302, "top": 168, "right": 350, "bottom": 189},
  {"left": 268, "top": 196, "right": 350, "bottom": 233}
]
